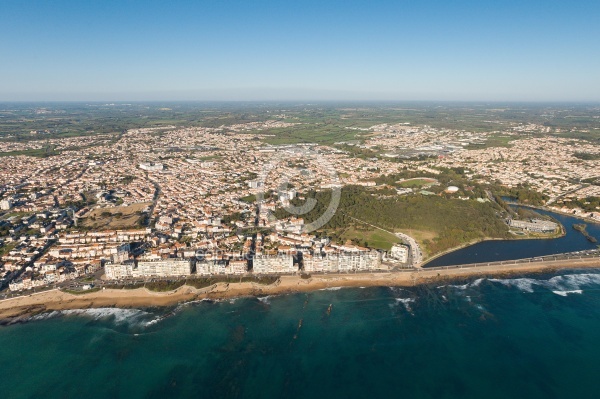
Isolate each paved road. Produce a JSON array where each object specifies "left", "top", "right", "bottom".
[
  {"left": 394, "top": 232, "right": 423, "bottom": 267},
  {"left": 339, "top": 212, "right": 423, "bottom": 267},
  {"left": 423, "top": 250, "right": 600, "bottom": 271}
]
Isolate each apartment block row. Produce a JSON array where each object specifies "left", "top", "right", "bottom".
[
  {"left": 196, "top": 259, "right": 247, "bottom": 275},
  {"left": 303, "top": 251, "right": 383, "bottom": 273},
  {"left": 103, "top": 250, "right": 385, "bottom": 280},
  {"left": 104, "top": 258, "right": 193, "bottom": 279},
  {"left": 104, "top": 257, "right": 249, "bottom": 279},
  {"left": 252, "top": 254, "right": 297, "bottom": 274}
]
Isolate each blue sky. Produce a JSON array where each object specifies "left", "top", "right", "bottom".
[{"left": 1, "top": 0, "right": 599, "bottom": 101}]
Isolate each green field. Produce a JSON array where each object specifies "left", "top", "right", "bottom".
[
  {"left": 397, "top": 178, "right": 437, "bottom": 188},
  {"left": 465, "top": 134, "right": 516, "bottom": 149},
  {"left": 259, "top": 123, "right": 368, "bottom": 145},
  {"left": 275, "top": 185, "right": 511, "bottom": 256},
  {"left": 340, "top": 227, "right": 401, "bottom": 250},
  {"left": 3, "top": 103, "right": 600, "bottom": 149}
]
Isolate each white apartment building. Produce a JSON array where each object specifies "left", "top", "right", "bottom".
[
  {"left": 196, "top": 260, "right": 248, "bottom": 275},
  {"left": 137, "top": 258, "right": 192, "bottom": 277},
  {"left": 139, "top": 162, "right": 164, "bottom": 171},
  {"left": 105, "top": 258, "right": 193, "bottom": 279},
  {"left": 247, "top": 180, "right": 263, "bottom": 189},
  {"left": 0, "top": 198, "right": 13, "bottom": 210},
  {"left": 229, "top": 260, "right": 248, "bottom": 274},
  {"left": 389, "top": 244, "right": 409, "bottom": 263},
  {"left": 104, "top": 261, "right": 136, "bottom": 280},
  {"left": 303, "top": 251, "right": 383, "bottom": 273},
  {"left": 252, "top": 254, "right": 296, "bottom": 274},
  {"left": 303, "top": 253, "right": 342, "bottom": 273}
]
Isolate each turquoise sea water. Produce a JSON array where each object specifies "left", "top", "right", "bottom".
[{"left": 3, "top": 269, "right": 600, "bottom": 398}]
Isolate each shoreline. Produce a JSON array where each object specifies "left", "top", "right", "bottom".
[
  {"left": 2, "top": 257, "right": 600, "bottom": 324},
  {"left": 418, "top": 204, "right": 568, "bottom": 269},
  {"left": 508, "top": 202, "right": 600, "bottom": 226},
  {"left": 420, "top": 228, "right": 566, "bottom": 267},
  {"left": 419, "top": 203, "right": 593, "bottom": 267}
]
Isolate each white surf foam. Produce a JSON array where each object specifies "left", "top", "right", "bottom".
[
  {"left": 29, "top": 310, "right": 62, "bottom": 321},
  {"left": 28, "top": 307, "right": 160, "bottom": 328},
  {"left": 552, "top": 290, "right": 583, "bottom": 297},
  {"left": 389, "top": 297, "right": 415, "bottom": 313},
  {"left": 547, "top": 274, "right": 600, "bottom": 291},
  {"left": 398, "top": 298, "right": 415, "bottom": 313},
  {"left": 173, "top": 298, "right": 225, "bottom": 312},
  {"left": 257, "top": 295, "right": 274, "bottom": 304},
  {"left": 489, "top": 272, "right": 600, "bottom": 295},
  {"left": 439, "top": 278, "right": 485, "bottom": 291},
  {"left": 489, "top": 277, "right": 538, "bottom": 293},
  {"left": 61, "top": 308, "right": 153, "bottom": 325}
]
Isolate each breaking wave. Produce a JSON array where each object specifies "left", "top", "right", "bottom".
[
  {"left": 174, "top": 298, "right": 221, "bottom": 310},
  {"left": 394, "top": 297, "right": 415, "bottom": 313},
  {"left": 437, "top": 273, "right": 600, "bottom": 296},
  {"left": 488, "top": 278, "right": 538, "bottom": 293},
  {"left": 438, "top": 278, "right": 484, "bottom": 291},
  {"left": 436, "top": 272, "right": 600, "bottom": 297},
  {"left": 490, "top": 273, "right": 600, "bottom": 296},
  {"left": 257, "top": 295, "right": 275, "bottom": 304},
  {"left": 29, "top": 308, "right": 161, "bottom": 328},
  {"left": 552, "top": 290, "right": 583, "bottom": 297},
  {"left": 387, "top": 287, "right": 416, "bottom": 314}
]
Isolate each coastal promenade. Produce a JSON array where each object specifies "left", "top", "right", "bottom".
[
  {"left": 1, "top": 252, "right": 600, "bottom": 323},
  {"left": 423, "top": 250, "right": 600, "bottom": 271}
]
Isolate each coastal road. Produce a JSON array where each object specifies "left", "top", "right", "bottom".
[
  {"left": 394, "top": 232, "right": 423, "bottom": 267},
  {"left": 423, "top": 250, "right": 600, "bottom": 271},
  {"left": 407, "top": 254, "right": 600, "bottom": 287},
  {"left": 3, "top": 256, "right": 600, "bottom": 320}
]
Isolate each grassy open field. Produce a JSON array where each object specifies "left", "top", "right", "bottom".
[
  {"left": 340, "top": 226, "right": 401, "bottom": 251},
  {"left": 276, "top": 185, "right": 511, "bottom": 256},
  {"left": 397, "top": 178, "right": 438, "bottom": 188},
  {"left": 80, "top": 202, "right": 151, "bottom": 230},
  {"left": 465, "top": 134, "right": 516, "bottom": 149},
  {"left": 259, "top": 123, "right": 369, "bottom": 145}
]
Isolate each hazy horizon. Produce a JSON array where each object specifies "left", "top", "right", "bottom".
[
  {"left": 4, "top": 92, "right": 600, "bottom": 103},
  {"left": 2, "top": 98, "right": 600, "bottom": 105}
]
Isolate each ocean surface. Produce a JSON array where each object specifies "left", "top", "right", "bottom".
[
  {"left": 3, "top": 269, "right": 600, "bottom": 398},
  {"left": 425, "top": 207, "right": 600, "bottom": 267}
]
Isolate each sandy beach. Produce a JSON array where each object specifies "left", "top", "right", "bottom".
[{"left": 2, "top": 257, "right": 600, "bottom": 323}]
